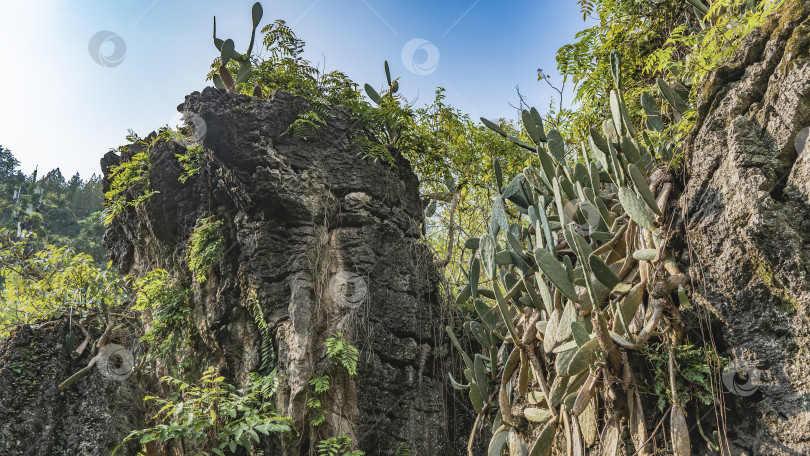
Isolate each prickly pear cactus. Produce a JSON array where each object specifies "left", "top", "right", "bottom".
[{"left": 449, "top": 51, "right": 695, "bottom": 455}]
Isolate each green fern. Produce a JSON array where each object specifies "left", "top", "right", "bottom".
[
  {"left": 175, "top": 144, "right": 205, "bottom": 184},
  {"left": 326, "top": 332, "right": 359, "bottom": 376},
  {"left": 186, "top": 216, "right": 225, "bottom": 284},
  {"left": 309, "top": 374, "right": 330, "bottom": 394},
  {"left": 317, "top": 435, "right": 364, "bottom": 456},
  {"left": 249, "top": 293, "right": 275, "bottom": 372}
]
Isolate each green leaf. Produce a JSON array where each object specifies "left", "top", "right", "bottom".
[
  {"left": 481, "top": 234, "right": 497, "bottom": 280},
  {"left": 212, "top": 74, "right": 225, "bottom": 89},
  {"left": 547, "top": 129, "right": 567, "bottom": 165},
  {"left": 618, "top": 187, "right": 655, "bottom": 230},
  {"left": 456, "top": 283, "right": 471, "bottom": 305},
  {"left": 566, "top": 337, "right": 600, "bottom": 376},
  {"left": 522, "top": 109, "right": 546, "bottom": 145},
  {"left": 571, "top": 322, "right": 590, "bottom": 348},
  {"left": 475, "top": 299, "right": 499, "bottom": 328},
  {"left": 251, "top": 2, "right": 263, "bottom": 27},
  {"left": 448, "top": 372, "right": 470, "bottom": 390},
  {"left": 657, "top": 78, "right": 689, "bottom": 113},
  {"left": 529, "top": 420, "right": 556, "bottom": 456},
  {"left": 556, "top": 301, "right": 577, "bottom": 342},
  {"left": 609, "top": 49, "right": 622, "bottom": 89},
  {"left": 469, "top": 257, "right": 480, "bottom": 298},
  {"left": 221, "top": 39, "right": 235, "bottom": 66},
  {"left": 628, "top": 164, "right": 662, "bottom": 215},
  {"left": 425, "top": 200, "right": 437, "bottom": 217},
  {"left": 609, "top": 90, "right": 624, "bottom": 136},
  {"left": 492, "top": 195, "right": 510, "bottom": 235},
  {"left": 469, "top": 382, "right": 484, "bottom": 413},
  {"left": 534, "top": 248, "right": 578, "bottom": 301},
  {"left": 613, "top": 282, "right": 645, "bottom": 335},
  {"left": 494, "top": 158, "right": 504, "bottom": 191},
  {"left": 524, "top": 407, "right": 553, "bottom": 423},
  {"left": 588, "top": 255, "right": 621, "bottom": 289},
  {"left": 489, "top": 430, "right": 508, "bottom": 456},
  {"left": 364, "top": 84, "right": 382, "bottom": 104},
  {"left": 641, "top": 92, "right": 664, "bottom": 132},
  {"left": 235, "top": 60, "right": 253, "bottom": 85},
  {"left": 473, "top": 354, "right": 488, "bottom": 395},
  {"left": 481, "top": 117, "right": 508, "bottom": 137},
  {"left": 633, "top": 248, "right": 658, "bottom": 261}
]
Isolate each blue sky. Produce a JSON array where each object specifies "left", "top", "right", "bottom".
[{"left": 0, "top": 1, "right": 591, "bottom": 179}]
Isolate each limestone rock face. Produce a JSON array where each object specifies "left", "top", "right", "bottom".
[
  {"left": 101, "top": 88, "right": 460, "bottom": 455},
  {"left": 0, "top": 322, "right": 145, "bottom": 456},
  {"left": 681, "top": 1, "right": 810, "bottom": 452}
]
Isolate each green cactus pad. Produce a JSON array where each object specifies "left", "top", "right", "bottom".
[
  {"left": 534, "top": 248, "right": 578, "bottom": 301},
  {"left": 618, "top": 187, "right": 655, "bottom": 230}
]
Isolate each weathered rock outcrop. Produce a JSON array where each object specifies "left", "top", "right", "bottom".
[
  {"left": 100, "top": 88, "right": 462, "bottom": 455},
  {"left": 682, "top": 1, "right": 810, "bottom": 453},
  {"left": 0, "top": 322, "right": 145, "bottom": 456}
]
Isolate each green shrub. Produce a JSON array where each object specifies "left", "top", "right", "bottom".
[{"left": 115, "top": 367, "right": 292, "bottom": 456}]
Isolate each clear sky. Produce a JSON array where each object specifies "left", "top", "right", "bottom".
[{"left": 0, "top": 1, "right": 591, "bottom": 179}]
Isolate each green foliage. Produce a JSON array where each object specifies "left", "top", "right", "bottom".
[
  {"left": 0, "top": 146, "right": 105, "bottom": 263},
  {"left": 115, "top": 366, "right": 291, "bottom": 456},
  {"left": 133, "top": 269, "right": 194, "bottom": 372},
  {"left": 186, "top": 216, "right": 225, "bottom": 284},
  {"left": 207, "top": 15, "right": 411, "bottom": 165},
  {"left": 0, "top": 230, "right": 126, "bottom": 338},
  {"left": 316, "top": 435, "right": 364, "bottom": 456},
  {"left": 103, "top": 130, "right": 165, "bottom": 225},
  {"left": 325, "top": 331, "right": 359, "bottom": 376},
  {"left": 309, "top": 374, "right": 330, "bottom": 394},
  {"left": 308, "top": 333, "right": 359, "bottom": 433},
  {"left": 448, "top": 50, "right": 726, "bottom": 453},
  {"left": 307, "top": 374, "right": 330, "bottom": 427},
  {"left": 284, "top": 109, "right": 328, "bottom": 140},
  {"left": 556, "top": 0, "right": 782, "bottom": 150},
  {"left": 176, "top": 144, "right": 206, "bottom": 184},
  {"left": 248, "top": 291, "right": 275, "bottom": 372},
  {"left": 643, "top": 342, "right": 727, "bottom": 412},
  {"left": 211, "top": 2, "right": 264, "bottom": 92}
]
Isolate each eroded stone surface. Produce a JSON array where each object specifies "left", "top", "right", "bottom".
[
  {"left": 682, "top": 1, "right": 810, "bottom": 452},
  {"left": 101, "top": 88, "right": 461, "bottom": 455},
  {"left": 0, "top": 322, "right": 144, "bottom": 456}
]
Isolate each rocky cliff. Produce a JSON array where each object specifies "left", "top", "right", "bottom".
[
  {"left": 99, "top": 88, "right": 462, "bottom": 455},
  {"left": 3, "top": 2, "right": 810, "bottom": 454},
  {"left": 681, "top": 0, "right": 810, "bottom": 453}
]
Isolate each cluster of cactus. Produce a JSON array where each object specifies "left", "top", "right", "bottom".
[
  {"left": 212, "top": 2, "right": 263, "bottom": 93},
  {"left": 364, "top": 60, "right": 399, "bottom": 105},
  {"left": 448, "top": 51, "right": 695, "bottom": 455}
]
